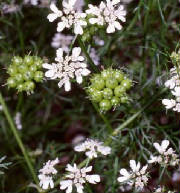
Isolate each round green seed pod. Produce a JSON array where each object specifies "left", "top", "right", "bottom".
[
  {"left": 29, "top": 64, "right": 38, "bottom": 72},
  {"left": 99, "top": 99, "right": 112, "bottom": 111},
  {"left": 23, "top": 71, "right": 34, "bottom": 81},
  {"left": 111, "top": 96, "right": 120, "bottom": 107},
  {"left": 17, "top": 84, "right": 24, "bottom": 92},
  {"left": 18, "top": 65, "right": 28, "bottom": 74},
  {"left": 12, "top": 56, "right": 23, "bottom": 66},
  {"left": 7, "top": 65, "right": 17, "bottom": 76},
  {"left": 34, "top": 71, "right": 44, "bottom": 82},
  {"left": 7, "top": 77, "right": 17, "bottom": 88},
  {"left": 91, "top": 90, "right": 102, "bottom": 102},
  {"left": 113, "top": 70, "right": 124, "bottom": 82},
  {"left": 24, "top": 81, "right": 35, "bottom": 92},
  {"left": 114, "top": 85, "right": 126, "bottom": 97},
  {"left": 34, "top": 57, "right": 43, "bottom": 69},
  {"left": 101, "top": 69, "right": 112, "bottom": 80},
  {"left": 121, "top": 79, "right": 132, "bottom": 90},
  {"left": 103, "top": 88, "right": 113, "bottom": 99},
  {"left": 24, "top": 56, "right": 34, "bottom": 66},
  {"left": 106, "top": 77, "right": 118, "bottom": 89},
  {"left": 120, "top": 95, "right": 128, "bottom": 103},
  {"left": 92, "top": 77, "right": 105, "bottom": 90},
  {"left": 15, "top": 73, "right": 24, "bottom": 83}
]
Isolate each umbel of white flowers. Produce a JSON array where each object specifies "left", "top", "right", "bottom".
[
  {"left": 148, "top": 140, "right": 179, "bottom": 166},
  {"left": 74, "top": 138, "right": 111, "bottom": 158},
  {"left": 38, "top": 158, "right": 59, "bottom": 189},
  {"left": 47, "top": 0, "right": 126, "bottom": 35},
  {"left": 43, "top": 47, "right": 90, "bottom": 91},
  {"left": 162, "top": 66, "right": 180, "bottom": 112},
  {"left": 117, "top": 160, "right": 149, "bottom": 190},
  {"left": 60, "top": 164, "right": 100, "bottom": 193}
]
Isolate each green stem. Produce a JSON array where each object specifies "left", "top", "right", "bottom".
[
  {"left": 77, "top": 36, "right": 99, "bottom": 73},
  {"left": 0, "top": 92, "right": 39, "bottom": 186}
]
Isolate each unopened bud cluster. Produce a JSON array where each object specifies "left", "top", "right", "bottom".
[
  {"left": 87, "top": 68, "right": 132, "bottom": 112},
  {"left": 7, "top": 56, "right": 44, "bottom": 94}
]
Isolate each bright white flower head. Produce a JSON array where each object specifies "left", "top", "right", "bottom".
[
  {"left": 38, "top": 158, "right": 59, "bottom": 190},
  {"left": 148, "top": 140, "right": 179, "bottom": 166},
  {"left": 162, "top": 66, "right": 180, "bottom": 112},
  {"left": 74, "top": 139, "right": 111, "bottom": 159},
  {"left": 117, "top": 160, "right": 148, "bottom": 190},
  {"left": 51, "top": 33, "right": 74, "bottom": 52},
  {"left": 86, "top": 0, "right": 126, "bottom": 33},
  {"left": 60, "top": 163, "right": 100, "bottom": 193},
  {"left": 43, "top": 47, "right": 90, "bottom": 91},
  {"left": 47, "top": 0, "right": 87, "bottom": 35}
]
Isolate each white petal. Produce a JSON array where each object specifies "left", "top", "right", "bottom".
[
  {"left": 89, "top": 18, "right": 99, "bottom": 24},
  {"left": 86, "top": 174, "right": 100, "bottom": 184},
  {"left": 106, "top": 24, "right": 115, "bottom": 33},
  {"left": 57, "top": 22, "right": 66, "bottom": 32},
  {"left": 56, "top": 48, "right": 63, "bottom": 61},
  {"left": 47, "top": 13, "right": 58, "bottom": 22},
  {"left": 64, "top": 81, "right": 71, "bottom": 91},
  {"left": 60, "top": 180, "right": 73, "bottom": 193},
  {"left": 129, "top": 160, "right": 137, "bottom": 172},
  {"left": 75, "top": 183, "right": 84, "bottom": 193},
  {"left": 72, "top": 47, "right": 81, "bottom": 59},
  {"left": 153, "top": 142, "right": 163, "bottom": 154},
  {"left": 81, "top": 68, "right": 90, "bottom": 76},
  {"left": 76, "top": 75, "right": 83, "bottom": 84},
  {"left": 45, "top": 70, "right": 55, "bottom": 78},
  {"left": 161, "top": 140, "right": 169, "bottom": 151},
  {"left": 119, "top": 168, "right": 130, "bottom": 177},
  {"left": 50, "top": 3, "right": 59, "bottom": 13},
  {"left": 74, "top": 24, "right": 84, "bottom": 35},
  {"left": 43, "top": 63, "right": 53, "bottom": 70},
  {"left": 114, "top": 21, "right": 122, "bottom": 30}
]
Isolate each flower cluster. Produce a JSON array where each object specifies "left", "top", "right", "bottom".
[
  {"left": 154, "top": 186, "right": 176, "bottom": 193},
  {"left": 87, "top": 68, "right": 132, "bottom": 112},
  {"left": 148, "top": 140, "right": 179, "bottom": 167},
  {"left": 43, "top": 47, "right": 90, "bottom": 91},
  {"left": 47, "top": 0, "right": 126, "bottom": 35},
  {"left": 38, "top": 158, "right": 59, "bottom": 190},
  {"left": 117, "top": 160, "right": 148, "bottom": 190},
  {"left": 86, "top": 0, "right": 126, "bottom": 33},
  {"left": 7, "top": 56, "right": 44, "bottom": 94},
  {"left": 74, "top": 139, "right": 111, "bottom": 159},
  {"left": 60, "top": 164, "right": 100, "bottom": 193},
  {"left": 162, "top": 50, "right": 180, "bottom": 112}
]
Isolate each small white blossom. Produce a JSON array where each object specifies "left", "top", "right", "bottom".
[
  {"left": 47, "top": 0, "right": 87, "bottom": 35},
  {"left": 43, "top": 47, "right": 90, "bottom": 91},
  {"left": 117, "top": 160, "right": 148, "bottom": 190},
  {"left": 86, "top": 0, "right": 126, "bottom": 33},
  {"left": 60, "top": 163, "right": 100, "bottom": 193},
  {"left": 14, "top": 112, "right": 22, "bottom": 130},
  {"left": 74, "top": 139, "right": 111, "bottom": 159},
  {"left": 38, "top": 158, "right": 59, "bottom": 190},
  {"left": 148, "top": 140, "right": 179, "bottom": 166},
  {"left": 51, "top": 33, "right": 74, "bottom": 52},
  {"left": 162, "top": 99, "right": 176, "bottom": 109}
]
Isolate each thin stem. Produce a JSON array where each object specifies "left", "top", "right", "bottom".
[
  {"left": 0, "top": 92, "right": 39, "bottom": 186},
  {"left": 77, "top": 36, "right": 99, "bottom": 73}
]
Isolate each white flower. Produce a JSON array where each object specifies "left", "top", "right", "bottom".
[
  {"left": 60, "top": 163, "right": 100, "bottom": 193},
  {"left": 47, "top": 0, "right": 87, "bottom": 35},
  {"left": 14, "top": 112, "right": 22, "bottom": 130},
  {"left": 162, "top": 99, "right": 176, "bottom": 109},
  {"left": 86, "top": 0, "right": 126, "bottom": 33},
  {"left": 148, "top": 140, "right": 179, "bottom": 166},
  {"left": 24, "top": 0, "right": 38, "bottom": 6},
  {"left": 74, "top": 139, "right": 111, "bottom": 159},
  {"left": 171, "top": 86, "right": 180, "bottom": 97},
  {"left": 43, "top": 47, "right": 90, "bottom": 91},
  {"left": 47, "top": 3, "right": 63, "bottom": 22},
  {"left": 117, "top": 160, "right": 148, "bottom": 190},
  {"left": 51, "top": 33, "right": 74, "bottom": 52},
  {"left": 38, "top": 158, "right": 59, "bottom": 190},
  {"left": 39, "top": 174, "right": 54, "bottom": 189}
]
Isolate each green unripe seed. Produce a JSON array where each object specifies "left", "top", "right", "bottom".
[
  {"left": 121, "top": 79, "right": 132, "bottom": 90},
  {"left": 29, "top": 64, "right": 38, "bottom": 72},
  {"left": 24, "top": 81, "right": 35, "bottom": 91},
  {"left": 18, "top": 65, "right": 28, "bottom": 73},
  {"left": 99, "top": 99, "right": 112, "bottom": 111},
  {"left": 34, "top": 71, "right": 44, "bottom": 82},
  {"left": 114, "top": 85, "right": 126, "bottom": 97},
  {"left": 15, "top": 73, "right": 24, "bottom": 83},
  {"left": 24, "top": 56, "right": 34, "bottom": 66},
  {"left": 101, "top": 70, "right": 112, "bottom": 80},
  {"left": 7, "top": 65, "right": 17, "bottom": 76},
  {"left": 34, "top": 57, "right": 43, "bottom": 69},
  {"left": 113, "top": 70, "right": 124, "bottom": 82},
  {"left": 7, "top": 77, "right": 16, "bottom": 88},
  {"left": 103, "top": 88, "right": 113, "bottom": 99},
  {"left": 12, "top": 56, "right": 23, "bottom": 66},
  {"left": 17, "top": 84, "right": 24, "bottom": 92},
  {"left": 106, "top": 77, "right": 118, "bottom": 89},
  {"left": 120, "top": 95, "right": 128, "bottom": 103},
  {"left": 23, "top": 71, "right": 34, "bottom": 81},
  {"left": 111, "top": 96, "right": 120, "bottom": 106},
  {"left": 91, "top": 90, "right": 102, "bottom": 102},
  {"left": 92, "top": 78, "right": 105, "bottom": 90}
]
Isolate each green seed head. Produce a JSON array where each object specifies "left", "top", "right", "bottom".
[
  {"left": 7, "top": 77, "right": 17, "bottom": 88},
  {"left": 24, "top": 81, "right": 35, "bottom": 92},
  {"left": 121, "top": 79, "right": 132, "bottom": 90},
  {"left": 111, "top": 96, "right": 120, "bottom": 107},
  {"left": 34, "top": 71, "right": 44, "bottom": 82},
  {"left": 7, "top": 65, "right": 17, "bottom": 76},
  {"left": 99, "top": 99, "right": 112, "bottom": 111},
  {"left": 12, "top": 56, "right": 23, "bottom": 66},
  {"left": 91, "top": 90, "right": 102, "bottom": 102},
  {"left": 114, "top": 86, "right": 126, "bottom": 97},
  {"left": 24, "top": 55, "right": 34, "bottom": 66},
  {"left": 113, "top": 70, "right": 124, "bottom": 82},
  {"left": 103, "top": 88, "right": 113, "bottom": 99},
  {"left": 106, "top": 77, "right": 118, "bottom": 89}
]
